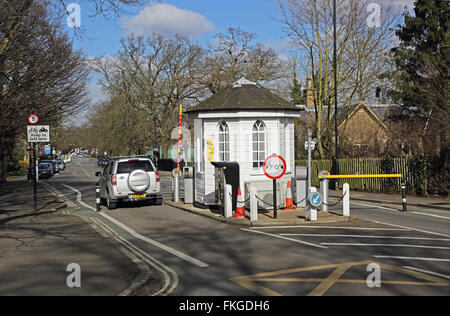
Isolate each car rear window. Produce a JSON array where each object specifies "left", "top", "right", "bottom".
[{"left": 116, "top": 160, "right": 154, "bottom": 173}]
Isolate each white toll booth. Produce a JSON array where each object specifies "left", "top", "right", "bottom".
[{"left": 186, "top": 78, "right": 302, "bottom": 209}]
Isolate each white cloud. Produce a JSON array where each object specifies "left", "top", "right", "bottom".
[{"left": 121, "top": 3, "right": 216, "bottom": 38}]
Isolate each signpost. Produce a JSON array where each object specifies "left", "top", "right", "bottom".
[
  {"left": 27, "top": 125, "right": 50, "bottom": 143},
  {"left": 26, "top": 116, "right": 50, "bottom": 211},
  {"left": 263, "top": 154, "right": 287, "bottom": 219}
]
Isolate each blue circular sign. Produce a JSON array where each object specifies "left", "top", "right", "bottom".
[{"left": 309, "top": 192, "right": 323, "bottom": 207}]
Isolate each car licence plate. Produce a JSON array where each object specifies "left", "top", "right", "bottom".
[{"left": 129, "top": 194, "right": 146, "bottom": 199}]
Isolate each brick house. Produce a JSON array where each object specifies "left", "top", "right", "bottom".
[{"left": 296, "top": 76, "right": 392, "bottom": 157}]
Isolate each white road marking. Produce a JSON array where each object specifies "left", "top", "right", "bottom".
[
  {"left": 251, "top": 225, "right": 410, "bottom": 231},
  {"left": 78, "top": 162, "right": 92, "bottom": 178},
  {"left": 279, "top": 233, "right": 450, "bottom": 242},
  {"left": 374, "top": 255, "right": 450, "bottom": 262},
  {"left": 99, "top": 212, "right": 210, "bottom": 268},
  {"left": 62, "top": 184, "right": 92, "bottom": 210},
  {"left": 91, "top": 218, "right": 178, "bottom": 296},
  {"left": 321, "top": 243, "right": 450, "bottom": 250},
  {"left": 368, "top": 219, "right": 450, "bottom": 238},
  {"left": 41, "top": 182, "right": 77, "bottom": 208},
  {"left": 241, "top": 228, "right": 328, "bottom": 249},
  {"left": 410, "top": 212, "right": 450, "bottom": 220},
  {"left": 61, "top": 183, "right": 209, "bottom": 268},
  {"left": 402, "top": 266, "right": 450, "bottom": 280}
]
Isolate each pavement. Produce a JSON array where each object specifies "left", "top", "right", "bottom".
[
  {"left": 164, "top": 179, "right": 448, "bottom": 227},
  {"left": 0, "top": 176, "right": 141, "bottom": 296},
  {"left": 165, "top": 200, "right": 351, "bottom": 227}
]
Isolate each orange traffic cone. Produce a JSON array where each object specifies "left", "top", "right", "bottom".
[
  {"left": 233, "top": 187, "right": 245, "bottom": 218},
  {"left": 285, "top": 181, "right": 296, "bottom": 210}
]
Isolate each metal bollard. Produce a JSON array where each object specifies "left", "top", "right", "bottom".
[
  {"left": 320, "top": 177, "right": 329, "bottom": 212},
  {"left": 96, "top": 182, "right": 101, "bottom": 212},
  {"left": 224, "top": 184, "right": 232, "bottom": 218},
  {"left": 172, "top": 169, "right": 180, "bottom": 202},
  {"left": 306, "top": 187, "right": 318, "bottom": 221},
  {"left": 343, "top": 183, "right": 350, "bottom": 216},
  {"left": 401, "top": 179, "right": 407, "bottom": 212},
  {"left": 250, "top": 187, "right": 258, "bottom": 222}
]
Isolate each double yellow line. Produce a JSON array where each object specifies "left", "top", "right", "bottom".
[{"left": 90, "top": 217, "right": 179, "bottom": 296}]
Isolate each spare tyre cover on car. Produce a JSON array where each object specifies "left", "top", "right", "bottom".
[{"left": 127, "top": 169, "right": 150, "bottom": 192}]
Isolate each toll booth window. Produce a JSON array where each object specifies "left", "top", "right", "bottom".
[
  {"left": 218, "top": 121, "right": 230, "bottom": 161},
  {"left": 252, "top": 120, "right": 266, "bottom": 170}
]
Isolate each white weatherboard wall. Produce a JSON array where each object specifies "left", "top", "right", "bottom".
[{"left": 191, "top": 110, "right": 299, "bottom": 207}]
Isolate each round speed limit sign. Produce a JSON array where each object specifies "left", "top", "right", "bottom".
[
  {"left": 28, "top": 114, "right": 39, "bottom": 125},
  {"left": 263, "top": 154, "right": 287, "bottom": 180}
]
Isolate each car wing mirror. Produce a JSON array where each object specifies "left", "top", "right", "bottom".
[{"left": 95, "top": 172, "right": 102, "bottom": 177}]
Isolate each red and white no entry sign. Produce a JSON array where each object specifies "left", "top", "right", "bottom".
[
  {"left": 263, "top": 154, "right": 287, "bottom": 180},
  {"left": 28, "top": 114, "right": 39, "bottom": 125}
]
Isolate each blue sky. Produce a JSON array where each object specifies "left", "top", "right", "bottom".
[
  {"left": 67, "top": 0, "right": 288, "bottom": 58},
  {"left": 63, "top": 0, "right": 414, "bottom": 124}
]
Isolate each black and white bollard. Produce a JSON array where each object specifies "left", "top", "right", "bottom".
[
  {"left": 401, "top": 179, "right": 407, "bottom": 212},
  {"left": 96, "top": 182, "right": 101, "bottom": 212}
]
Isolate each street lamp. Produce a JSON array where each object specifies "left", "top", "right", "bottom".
[{"left": 333, "top": 0, "right": 340, "bottom": 189}]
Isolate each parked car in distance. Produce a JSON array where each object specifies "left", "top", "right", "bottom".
[
  {"left": 55, "top": 159, "right": 65, "bottom": 171},
  {"left": 38, "top": 163, "right": 53, "bottom": 178},
  {"left": 40, "top": 160, "right": 59, "bottom": 173},
  {"left": 96, "top": 156, "right": 162, "bottom": 210},
  {"left": 97, "top": 157, "right": 110, "bottom": 167},
  {"left": 28, "top": 163, "right": 53, "bottom": 180}
]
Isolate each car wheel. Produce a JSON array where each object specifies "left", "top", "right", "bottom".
[
  {"left": 154, "top": 197, "right": 163, "bottom": 205},
  {"left": 106, "top": 193, "right": 117, "bottom": 210}
]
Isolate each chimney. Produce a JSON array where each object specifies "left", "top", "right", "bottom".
[{"left": 303, "top": 76, "right": 315, "bottom": 108}]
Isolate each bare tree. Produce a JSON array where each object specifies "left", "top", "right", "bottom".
[
  {"left": 203, "top": 27, "right": 286, "bottom": 94},
  {"left": 277, "top": 0, "right": 402, "bottom": 158},
  {"left": 94, "top": 34, "right": 207, "bottom": 156},
  {"left": 0, "top": 2, "right": 88, "bottom": 182}
]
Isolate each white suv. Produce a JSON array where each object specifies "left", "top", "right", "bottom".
[{"left": 96, "top": 156, "right": 162, "bottom": 209}]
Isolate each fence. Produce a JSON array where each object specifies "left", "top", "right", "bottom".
[{"left": 295, "top": 157, "right": 412, "bottom": 193}]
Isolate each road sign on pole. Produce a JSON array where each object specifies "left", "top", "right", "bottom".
[
  {"left": 263, "top": 154, "right": 287, "bottom": 219},
  {"left": 28, "top": 114, "right": 39, "bottom": 125},
  {"left": 27, "top": 125, "right": 50, "bottom": 143}
]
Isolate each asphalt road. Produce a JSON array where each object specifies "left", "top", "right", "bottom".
[{"left": 43, "top": 156, "right": 450, "bottom": 296}]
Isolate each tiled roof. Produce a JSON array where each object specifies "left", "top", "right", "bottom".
[{"left": 185, "top": 78, "right": 299, "bottom": 113}]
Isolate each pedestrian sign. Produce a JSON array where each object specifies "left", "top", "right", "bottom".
[{"left": 309, "top": 192, "right": 323, "bottom": 208}]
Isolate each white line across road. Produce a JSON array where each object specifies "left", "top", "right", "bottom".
[
  {"left": 279, "top": 233, "right": 450, "bottom": 242},
  {"left": 61, "top": 183, "right": 209, "bottom": 269},
  {"left": 374, "top": 255, "right": 450, "bottom": 262},
  {"left": 320, "top": 243, "right": 450, "bottom": 250},
  {"left": 410, "top": 212, "right": 450, "bottom": 220},
  {"left": 241, "top": 228, "right": 328, "bottom": 249},
  {"left": 403, "top": 266, "right": 450, "bottom": 280},
  {"left": 250, "top": 225, "right": 411, "bottom": 231}
]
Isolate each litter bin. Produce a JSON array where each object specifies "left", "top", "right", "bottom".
[{"left": 183, "top": 166, "right": 195, "bottom": 204}]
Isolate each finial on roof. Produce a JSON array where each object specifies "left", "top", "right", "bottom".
[{"left": 231, "top": 77, "right": 257, "bottom": 88}]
